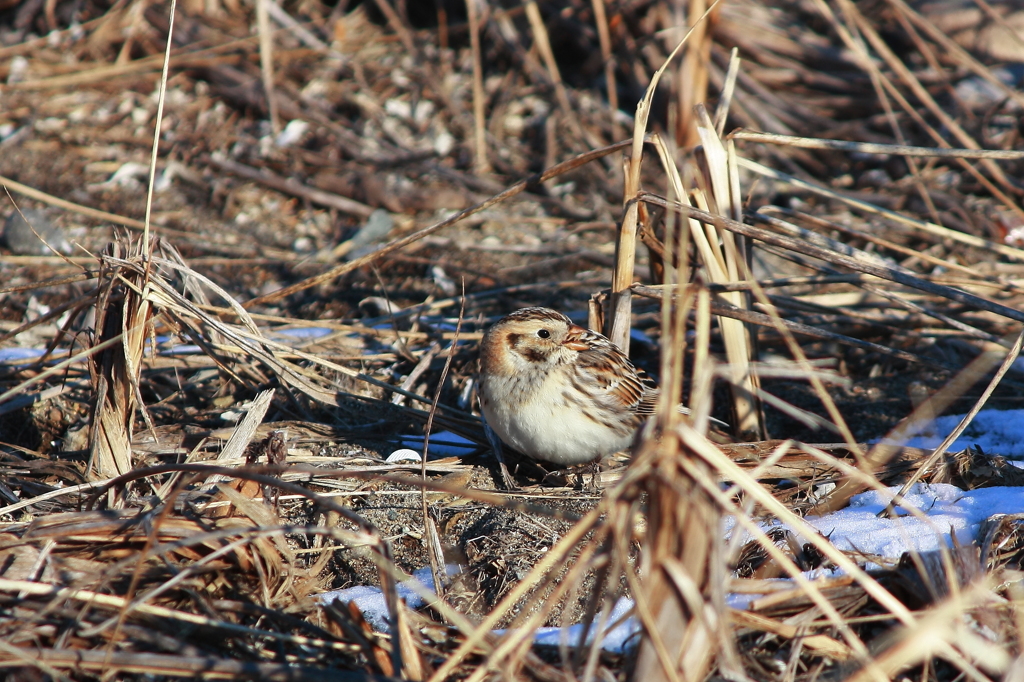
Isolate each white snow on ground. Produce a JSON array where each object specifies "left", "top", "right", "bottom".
[
  {"left": 504, "top": 598, "right": 641, "bottom": 653},
  {"left": 900, "top": 408, "right": 1024, "bottom": 459},
  {"left": 780, "top": 408, "right": 1024, "bottom": 560},
  {"left": 323, "top": 408, "right": 1024, "bottom": 653},
  {"left": 319, "top": 566, "right": 439, "bottom": 632},
  {"left": 801, "top": 483, "right": 1024, "bottom": 559},
  {"left": 319, "top": 568, "right": 641, "bottom": 654}
]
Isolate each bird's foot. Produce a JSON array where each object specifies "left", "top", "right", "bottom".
[
  {"left": 540, "top": 461, "right": 602, "bottom": 491},
  {"left": 498, "top": 460, "right": 519, "bottom": 491},
  {"left": 585, "top": 460, "right": 602, "bottom": 492}
]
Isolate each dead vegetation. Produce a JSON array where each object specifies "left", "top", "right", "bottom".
[{"left": 3, "top": 0, "right": 1024, "bottom": 680}]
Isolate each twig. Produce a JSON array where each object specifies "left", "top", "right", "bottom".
[
  {"left": 640, "top": 191, "right": 1024, "bottom": 326},
  {"left": 421, "top": 284, "right": 464, "bottom": 602},
  {"left": 631, "top": 284, "right": 948, "bottom": 368},
  {"left": 0, "top": 174, "right": 146, "bottom": 230},
  {"left": 0, "top": 648, "right": 387, "bottom": 681},
  {"left": 206, "top": 155, "right": 374, "bottom": 218},
  {"left": 143, "top": 0, "right": 178, "bottom": 254},
  {"left": 732, "top": 129, "right": 1024, "bottom": 160}
]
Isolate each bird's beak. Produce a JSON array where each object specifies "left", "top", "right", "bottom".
[{"left": 562, "top": 325, "right": 589, "bottom": 351}]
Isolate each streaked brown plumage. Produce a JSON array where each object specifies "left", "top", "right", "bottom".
[{"left": 478, "top": 307, "right": 665, "bottom": 466}]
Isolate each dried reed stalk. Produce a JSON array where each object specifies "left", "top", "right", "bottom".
[
  {"left": 608, "top": 2, "right": 717, "bottom": 351},
  {"left": 590, "top": 0, "right": 620, "bottom": 139},
  {"left": 692, "top": 105, "right": 762, "bottom": 439},
  {"left": 256, "top": 0, "right": 280, "bottom": 135},
  {"left": 630, "top": 284, "right": 729, "bottom": 679},
  {"left": 466, "top": 0, "right": 489, "bottom": 173},
  {"left": 631, "top": 432, "right": 723, "bottom": 682},
  {"left": 673, "top": 0, "right": 713, "bottom": 148},
  {"left": 87, "top": 240, "right": 154, "bottom": 484}
]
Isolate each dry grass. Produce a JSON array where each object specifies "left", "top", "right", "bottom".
[{"left": 2, "top": 0, "right": 1024, "bottom": 681}]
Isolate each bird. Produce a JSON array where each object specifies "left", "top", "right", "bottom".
[{"left": 478, "top": 307, "right": 710, "bottom": 480}]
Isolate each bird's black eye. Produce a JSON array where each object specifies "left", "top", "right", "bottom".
[{"left": 537, "top": 329, "right": 551, "bottom": 339}]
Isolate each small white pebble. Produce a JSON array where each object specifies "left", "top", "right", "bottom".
[
  {"left": 434, "top": 130, "right": 454, "bottom": 156},
  {"left": 131, "top": 107, "right": 150, "bottom": 125},
  {"left": 812, "top": 482, "right": 837, "bottom": 501},
  {"left": 275, "top": 119, "right": 309, "bottom": 147},
  {"left": 387, "top": 449, "right": 422, "bottom": 463},
  {"left": 7, "top": 56, "right": 29, "bottom": 83}
]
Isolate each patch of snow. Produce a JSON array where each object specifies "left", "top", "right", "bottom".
[
  {"left": 319, "top": 566, "right": 454, "bottom": 632},
  {"left": 794, "top": 483, "right": 1024, "bottom": 562},
  {"left": 898, "top": 408, "right": 1024, "bottom": 458}
]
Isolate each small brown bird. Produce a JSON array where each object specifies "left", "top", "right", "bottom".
[{"left": 479, "top": 307, "right": 705, "bottom": 473}]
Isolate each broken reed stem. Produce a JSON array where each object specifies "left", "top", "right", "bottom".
[
  {"left": 657, "top": 140, "right": 689, "bottom": 414},
  {"left": 693, "top": 104, "right": 762, "bottom": 439},
  {"left": 632, "top": 151, "right": 721, "bottom": 682},
  {"left": 714, "top": 48, "right": 741, "bottom": 136},
  {"left": 88, "top": 243, "right": 154, "bottom": 484}
]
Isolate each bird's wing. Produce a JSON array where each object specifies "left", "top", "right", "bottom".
[
  {"left": 572, "top": 331, "right": 648, "bottom": 413},
  {"left": 634, "top": 370, "right": 660, "bottom": 416}
]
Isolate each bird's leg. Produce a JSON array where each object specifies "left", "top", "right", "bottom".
[
  {"left": 586, "top": 459, "right": 602, "bottom": 492},
  {"left": 483, "top": 419, "right": 519, "bottom": 490}
]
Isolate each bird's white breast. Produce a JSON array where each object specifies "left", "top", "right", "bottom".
[{"left": 481, "top": 372, "right": 633, "bottom": 466}]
